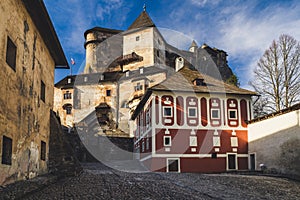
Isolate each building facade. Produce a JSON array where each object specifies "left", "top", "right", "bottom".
[
  {"left": 248, "top": 103, "right": 300, "bottom": 175},
  {"left": 0, "top": 0, "right": 68, "bottom": 185},
  {"left": 132, "top": 66, "right": 256, "bottom": 172}
]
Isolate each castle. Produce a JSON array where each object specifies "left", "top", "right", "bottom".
[{"left": 54, "top": 8, "right": 236, "bottom": 138}]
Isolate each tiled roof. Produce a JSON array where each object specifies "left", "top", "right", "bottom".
[
  {"left": 132, "top": 67, "right": 256, "bottom": 120},
  {"left": 151, "top": 67, "right": 257, "bottom": 95},
  {"left": 55, "top": 72, "right": 124, "bottom": 88},
  {"left": 128, "top": 11, "right": 155, "bottom": 30}
]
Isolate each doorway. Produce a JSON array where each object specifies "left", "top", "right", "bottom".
[
  {"left": 250, "top": 153, "right": 256, "bottom": 171},
  {"left": 227, "top": 154, "right": 237, "bottom": 170}
]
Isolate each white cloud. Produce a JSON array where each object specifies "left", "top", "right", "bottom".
[{"left": 190, "top": 0, "right": 221, "bottom": 7}]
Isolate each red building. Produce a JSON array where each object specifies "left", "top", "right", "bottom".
[{"left": 132, "top": 66, "right": 256, "bottom": 172}]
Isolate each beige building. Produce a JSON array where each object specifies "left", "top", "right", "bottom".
[
  {"left": 248, "top": 103, "right": 300, "bottom": 175},
  {"left": 0, "top": 0, "right": 68, "bottom": 185}
]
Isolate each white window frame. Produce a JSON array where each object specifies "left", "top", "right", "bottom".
[
  {"left": 167, "top": 158, "right": 180, "bottom": 173},
  {"left": 189, "top": 136, "right": 197, "bottom": 147},
  {"left": 231, "top": 137, "right": 238, "bottom": 147},
  {"left": 228, "top": 109, "right": 237, "bottom": 120},
  {"left": 213, "top": 136, "right": 221, "bottom": 147},
  {"left": 163, "top": 106, "right": 173, "bottom": 117},
  {"left": 211, "top": 109, "right": 220, "bottom": 119},
  {"left": 188, "top": 107, "right": 197, "bottom": 118},
  {"left": 164, "top": 136, "right": 172, "bottom": 146}
]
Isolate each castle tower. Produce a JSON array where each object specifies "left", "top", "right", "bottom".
[
  {"left": 84, "top": 27, "right": 121, "bottom": 74},
  {"left": 189, "top": 40, "right": 198, "bottom": 53},
  {"left": 122, "top": 9, "right": 166, "bottom": 71}
]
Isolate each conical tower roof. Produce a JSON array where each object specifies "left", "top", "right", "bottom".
[
  {"left": 128, "top": 10, "right": 156, "bottom": 30},
  {"left": 190, "top": 40, "right": 198, "bottom": 48}
]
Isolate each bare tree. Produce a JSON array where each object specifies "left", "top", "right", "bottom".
[{"left": 250, "top": 34, "right": 300, "bottom": 116}]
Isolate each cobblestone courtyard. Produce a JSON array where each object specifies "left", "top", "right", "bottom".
[{"left": 1, "top": 162, "right": 300, "bottom": 200}]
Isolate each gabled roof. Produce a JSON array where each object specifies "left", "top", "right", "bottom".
[
  {"left": 128, "top": 11, "right": 155, "bottom": 30},
  {"left": 151, "top": 67, "right": 257, "bottom": 95},
  {"left": 22, "top": 0, "right": 69, "bottom": 68}
]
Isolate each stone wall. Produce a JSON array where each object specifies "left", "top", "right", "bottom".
[{"left": 0, "top": 0, "right": 56, "bottom": 185}]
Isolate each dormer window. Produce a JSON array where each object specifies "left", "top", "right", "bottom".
[
  {"left": 193, "top": 78, "right": 205, "bottom": 86},
  {"left": 84, "top": 76, "right": 88, "bottom": 82},
  {"left": 125, "top": 71, "right": 130, "bottom": 77},
  {"left": 100, "top": 74, "right": 104, "bottom": 81},
  {"left": 68, "top": 78, "right": 72, "bottom": 84},
  {"left": 139, "top": 67, "right": 144, "bottom": 74}
]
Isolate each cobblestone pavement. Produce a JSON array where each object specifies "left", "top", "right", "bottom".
[{"left": 1, "top": 162, "right": 300, "bottom": 200}]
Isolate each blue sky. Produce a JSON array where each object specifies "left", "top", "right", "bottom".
[{"left": 44, "top": 0, "right": 300, "bottom": 88}]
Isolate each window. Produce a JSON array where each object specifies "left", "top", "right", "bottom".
[
  {"left": 193, "top": 78, "right": 205, "bottom": 86},
  {"left": 2, "top": 136, "right": 12, "bottom": 165},
  {"left": 146, "top": 137, "right": 149, "bottom": 150},
  {"left": 211, "top": 153, "right": 217, "bottom": 159},
  {"left": 229, "top": 110, "right": 237, "bottom": 119},
  {"left": 134, "top": 83, "right": 143, "bottom": 91},
  {"left": 164, "top": 136, "right": 171, "bottom": 146},
  {"left": 168, "top": 159, "right": 179, "bottom": 172},
  {"left": 213, "top": 136, "right": 221, "bottom": 147},
  {"left": 106, "top": 90, "right": 111, "bottom": 96},
  {"left": 84, "top": 77, "right": 88, "bottom": 82},
  {"left": 41, "top": 81, "right": 46, "bottom": 103},
  {"left": 139, "top": 67, "right": 144, "bottom": 74},
  {"left": 211, "top": 109, "right": 220, "bottom": 119},
  {"left": 136, "top": 36, "right": 140, "bottom": 41},
  {"left": 189, "top": 136, "right": 197, "bottom": 146},
  {"left": 6, "top": 36, "right": 17, "bottom": 71},
  {"left": 41, "top": 141, "right": 46, "bottom": 161},
  {"left": 163, "top": 107, "right": 172, "bottom": 117},
  {"left": 231, "top": 137, "right": 238, "bottom": 147},
  {"left": 188, "top": 107, "right": 197, "bottom": 118},
  {"left": 66, "top": 106, "right": 72, "bottom": 114},
  {"left": 156, "top": 50, "right": 160, "bottom": 57},
  {"left": 67, "top": 78, "right": 72, "bottom": 84},
  {"left": 63, "top": 91, "right": 72, "bottom": 99}
]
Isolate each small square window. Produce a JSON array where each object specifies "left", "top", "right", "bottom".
[
  {"left": 229, "top": 110, "right": 237, "bottom": 119},
  {"left": 188, "top": 107, "right": 197, "bottom": 117},
  {"left": 212, "top": 153, "right": 217, "bottom": 159},
  {"left": 164, "top": 136, "right": 171, "bottom": 146},
  {"left": 106, "top": 90, "right": 111, "bottom": 96},
  {"left": 41, "top": 141, "right": 46, "bottom": 161},
  {"left": 163, "top": 107, "right": 172, "bottom": 117},
  {"left": 41, "top": 80, "right": 46, "bottom": 103},
  {"left": 136, "top": 36, "right": 140, "bottom": 41},
  {"left": 2, "top": 136, "right": 12, "bottom": 165},
  {"left": 6, "top": 36, "right": 17, "bottom": 71},
  {"left": 211, "top": 109, "right": 220, "bottom": 119}
]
